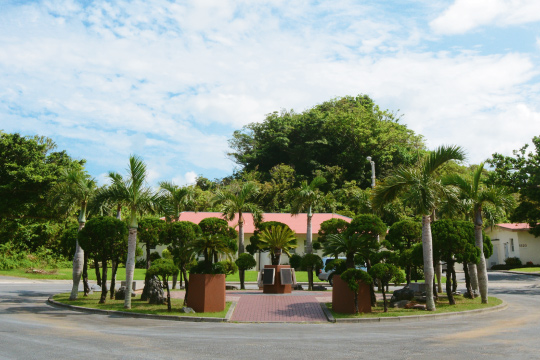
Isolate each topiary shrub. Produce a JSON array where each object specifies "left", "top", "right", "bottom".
[
  {"left": 235, "top": 253, "right": 257, "bottom": 290},
  {"left": 505, "top": 257, "right": 522, "bottom": 267},
  {"left": 289, "top": 254, "right": 302, "bottom": 270}
]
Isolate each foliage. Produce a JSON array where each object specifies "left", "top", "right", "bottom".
[
  {"left": 504, "top": 257, "right": 522, "bottom": 267},
  {"left": 489, "top": 136, "right": 540, "bottom": 237},
  {"left": 257, "top": 225, "right": 298, "bottom": 265},
  {"left": 228, "top": 95, "right": 425, "bottom": 187},
  {"left": 317, "top": 218, "right": 349, "bottom": 244},
  {"left": 247, "top": 221, "right": 291, "bottom": 255},
  {"left": 146, "top": 258, "right": 178, "bottom": 311},
  {"left": 235, "top": 253, "right": 257, "bottom": 271},
  {"left": 431, "top": 220, "right": 479, "bottom": 265},
  {"left": 384, "top": 219, "right": 421, "bottom": 251},
  {"left": 301, "top": 253, "right": 323, "bottom": 270},
  {"left": 190, "top": 260, "right": 237, "bottom": 275},
  {"left": 288, "top": 253, "right": 303, "bottom": 270},
  {"left": 325, "top": 259, "right": 347, "bottom": 276},
  {"left": 0, "top": 132, "right": 84, "bottom": 221},
  {"left": 0, "top": 242, "right": 70, "bottom": 270},
  {"left": 78, "top": 216, "right": 128, "bottom": 261},
  {"left": 158, "top": 182, "right": 195, "bottom": 221},
  {"left": 138, "top": 218, "right": 166, "bottom": 250}
]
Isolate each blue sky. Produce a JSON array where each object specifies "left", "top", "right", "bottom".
[{"left": 1, "top": 0, "right": 539, "bottom": 186}]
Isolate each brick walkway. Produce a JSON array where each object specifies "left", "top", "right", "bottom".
[
  {"left": 170, "top": 289, "right": 331, "bottom": 322},
  {"left": 229, "top": 291, "right": 329, "bottom": 322}
]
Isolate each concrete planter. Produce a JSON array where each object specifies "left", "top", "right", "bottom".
[
  {"left": 187, "top": 274, "right": 226, "bottom": 313},
  {"left": 263, "top": 265, "right": 292, "bottom": 294},
  {"left": 332, "top": 275, "right": 371, "bottom": 314}
]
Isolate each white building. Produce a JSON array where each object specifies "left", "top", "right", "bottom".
[{"left": 486, "top": 223, "right": 540, "bottom": 267}]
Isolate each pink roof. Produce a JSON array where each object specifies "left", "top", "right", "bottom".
[
  {"left": 496, "top": 223, "right": 531, "bottom": 230},
  {"left": 171, "top": 212, "right": 352, "bottom": 234}
]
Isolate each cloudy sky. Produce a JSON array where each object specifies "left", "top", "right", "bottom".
[{"left": 1, "top": 0, "right": 539, "bottom": 186}]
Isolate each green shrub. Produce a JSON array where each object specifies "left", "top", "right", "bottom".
[
  {"left": 235, "top": 253, "right": 257, "bottom": 271},
  {"left": 289, "top": 254, "right": 302, "bottom": 270},
  {"left": 505, "top": 257, "right": 522, "bottom": 267}
]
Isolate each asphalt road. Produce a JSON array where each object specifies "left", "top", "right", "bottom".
[{"left": 1, "top": 272, "right": 539, "bottom": 360}]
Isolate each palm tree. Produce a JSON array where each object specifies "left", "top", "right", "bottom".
[
  {"left": 107, "top": 155, "right": 161, "bottom": 309},
  {"left": 213, "top": 181, "right": 262, "bottom": 286},
  {"left": 442, "top": 162, "right": 513, "bottom": 303},
  {"left": 257, "top": 225, "right": 298, "bottom": 265},
  {"left": 213, "top": 182, "right": 262, "bottom": 255},
  {"left": 159, "top": 181, "right": 195, "bottom": 222},
  {"left": 372, "top": 145, "right": 466, "bottom": 311},
  {"left": 290, "top": 176, "right": 326, "bottom": 254},
  {"left": 49, "top": 169, "right": 96, "bottom": 300}
]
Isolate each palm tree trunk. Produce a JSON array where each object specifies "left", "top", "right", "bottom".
[
  {"left": 306, "top": 212, "right": 313, "bottom": 254},
  {"left": 468, "top": 263, "right": 479, "bottom": 296},
  {"left": 435, "top": 261, "right": 443, "bottom": 294},
  {"left": 422, "top": 215, "right": 436, "bottom": 311},
  {"left": 124, "top": 227, "right": 137, "bottom": 309},
  {"left": 69, "top": 221, "right": 85, "bottom": 300},
  {"left": 475, "top": 223, "right": 489, "bottom": 303}
]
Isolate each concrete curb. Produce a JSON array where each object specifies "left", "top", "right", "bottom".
[
  {"left": 47, "top": 296, "right": 236, "bottom": 323},
  {"left": 333, "top": 300, "right": 508, "bottom": 323},
  {"left": 320, "top": 303, "right": 336, "bottom": 323}
]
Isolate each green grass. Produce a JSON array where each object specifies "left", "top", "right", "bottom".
[
  {"left": 1, "top": 268, "right": 325, "bottom": 283},
  {"left": 328, "top": 295, "right": 503, "bottom": 318},
  {"left": 52, "top": 292, "right": 231, "bottom": 318},
  {"left": 509, "top": 267, "right": 540, "bottom": 273},
  {"left": 0, "top": 268, "right": 147, "bottom": 280}
]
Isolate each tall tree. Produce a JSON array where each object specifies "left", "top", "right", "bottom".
[
  {"left": 107, "top": 155, "right": 161, "bottom": 309},
  {"left": 372, "top": 145, "right": 466, "bottom": 311},
  {"left": 228, "top": 95, "right": 425, "bottom": 186},
  {"left": 213, "top": 182, "right": 262, "bottom": 255},
  {"left": 443, "top": 163, "right": 513, "bottom": 303},
  {"left": 49, "top": 169, "right": 96, "bottom": 300},
  {"left": 159, "top": 182, "right": 195, "bottom": 222},
  {"left": 213, "top": 181, "right": 262, "bottom": 286},
  {"left": 290, "top": 176, "right": 327, "bottom": 254}
]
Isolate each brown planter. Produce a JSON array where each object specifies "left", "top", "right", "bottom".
[
  {"left": 332, "top": 275, "right": 371, "bottom": 314},
  {"left": 187, "top": 274, "right": 226, "bottom": 313},
  {"left": 263, "top": 265, "right": 292, "bottom": 294}
]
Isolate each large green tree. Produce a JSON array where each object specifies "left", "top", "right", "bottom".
[
  {"left": 228, "top": 95, "right": 425, "bottom": 186},
  {"left": 489, "top": 136, "right": 540, "bottom": 237},
  {"left": 159, "top": 182, "right": 195, "bottom": 222},
  {"left": 372, "top": 145, "right": 466, "bottom": 311}
]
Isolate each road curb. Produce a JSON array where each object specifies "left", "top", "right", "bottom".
[
  {"left": 47, "top": 296, "right": 236, "bottom": 323},
  {"left": 320, "top": 303, "right": 336, "bottom": 323},
  {"left": 333, "top": 300, "right": 508, "bottom": 323}
]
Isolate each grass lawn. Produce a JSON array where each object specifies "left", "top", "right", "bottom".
[
  {"left": 509, "top": 267, "right": 540, "bottom": 273},
  {"left": 1, "top": 268, "right": 325, "bottom": 283},
  {"left": 52, "top": 292, "right": 231, "bottom": 317},
  {"left": 328, "top": 295, "right": 503, "bottom": 318},
  {"left": 0, "top": 268, "right": 148, "bottom": 280}
]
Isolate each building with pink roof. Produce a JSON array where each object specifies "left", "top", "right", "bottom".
[
  {"left": 486, "top": 223, "right": 540, "bottom": 267},
  {"left": 153, "top": 212, "right": 352, "bottom": 269}
]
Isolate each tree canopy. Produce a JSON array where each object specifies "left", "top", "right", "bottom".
[{"left": 228, "top": 95, "right": 425, "bottom": 187}]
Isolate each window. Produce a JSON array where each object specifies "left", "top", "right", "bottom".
[{"left": 510, "top": 238, "right": 514, "bottom": 252}]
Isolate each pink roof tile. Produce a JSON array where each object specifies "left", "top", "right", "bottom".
[
  {"left": 496, "top": 223, "right": 531, "bottom": 230},
  {"left": 170, "top": 212, "right": 352, "bottom": 234}
]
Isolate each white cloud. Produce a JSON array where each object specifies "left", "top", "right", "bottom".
[
  {"left": 430, "top": 0, "right": 540, "bottom": 34},
  {"left": 0, "top": 0, "right": 539, "bottom": 184}
]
